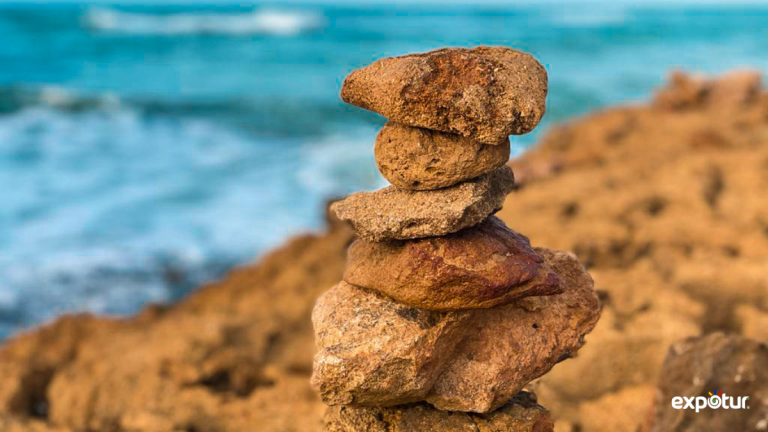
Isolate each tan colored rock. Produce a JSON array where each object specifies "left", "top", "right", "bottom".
[
  {"left": 310, "top": 281, "right": 473, "bottom": 407},
  {"left": 344, "top": 216, "right": 564, "bottom": 311},
  {"left": 331, "top": 166, "right": 514, "bottom": 242},
  {"left": 578, "top": 385, "right": 656, "bottom": 432},
  {"left": 736, "top": 304, "right": 768, "bottom": 342},
  {"left": 649, "top": 333, "right": 768, "bottom": 432},
  {"left": 375, "top": 122, "right": 510, "bottom": 190},
  {"left": 654, "top": 69, "right": 762, "bottom": 111},
  {"left": 313, "top": 248, "right": 599, "bottom": 411},
  {"left": 708, "top": 69, "right": 762, "bottom": 109},
  {"left": 425, "top": 248, "right": 600, "bottom": 412},
  {"left": 341, "top": 46, "right": 548, "bottom": 144},
  {"left": 323, "top": 392, "right": 554, "bottom": 432},
  {"left": 653, "top": 71, "right": 709, "bottom": 110},
  {"left": 6, "top": 70, "right": 768, "bottom": 432}
]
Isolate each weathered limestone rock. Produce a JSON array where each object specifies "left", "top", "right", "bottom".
[
  {"left": 331, "top": 166, "right": 514, "bottom": 242},
  {"left": 310, "top": 281, "right": 473, "bottom": 406},
  {"left": 375, "top": 122, "right": 510, "bottom": 190},
  {"left": 425, "top": 248, "right": 600, "bottom": 412},
  {"left": 323, "top": 392, "right": 554, "bottom": 432},
  {"left": 313, "top": 247, "right": 600, "bottom": 411},
  {"left": 654, "top": 69, "right": 762, "bottom": 111},
  {"left": 341, "top": 46, "right": 548, "bottom": 144},
  {"left": 344, "top": 216, "right": 564, "bottom": 311},
  {"left": 649, "top": 333, "right": 768, "bottom": 432}
]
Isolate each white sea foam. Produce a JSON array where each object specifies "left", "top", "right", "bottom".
[
  {"left": 297, "top": 128, "right": 386, "bottom": 198},
  {"left": 0, "top": 104, "right": 336, "bottom": 337},
  {"left": 83, "top": 7, "right": 324, "bottom": 36}
]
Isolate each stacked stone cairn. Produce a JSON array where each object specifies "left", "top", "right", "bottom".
[{"left": 311, "top": 47, "right": 601, "bottom": 431}]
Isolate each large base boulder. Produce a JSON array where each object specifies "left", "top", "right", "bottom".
[{"left": 313, "top": 248, "right": 600, "bottom": 412}]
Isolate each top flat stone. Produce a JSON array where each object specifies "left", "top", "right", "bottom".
[{"left": 341, "top": 46, "right": 548, "bottom": 145}]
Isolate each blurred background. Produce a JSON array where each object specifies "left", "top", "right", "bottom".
[{"left": 1, "top": 0, "right": 767, "bottom": 340}]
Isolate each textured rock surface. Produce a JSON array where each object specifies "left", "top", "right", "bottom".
[
  {"left": 315, "top": 247, "right": 599, "bottom": 411},
  {"left": 577, "top": 385, "right": 656, "bottom": 432},
  {"left": 0, "top": 222, "right": 356, "bottom": 432},
  {"left": 323, "top": 392, "right": 554, "bottom": 432},
  {"left": 1, "top": 71, "right": 767, "bottom": 432},
  {"left": 375, "top": 121, "right": 510, "bottom": 190},
  {"left": 425, "top": 248, "right": 600, "bottom": 412},
  {"left": 344, "top": 216, "right": 564, "bottom": 311},
  {"left": 649, "top": 333, "right": 768, "bottom": 432},
  {"left": 310, "top": 281, "right": 472, "bottom": 406},
  {"left": 332, "top": 166, "right": 514, "bottom": 242},
  {"left": 654, "top": 69, "right": 761, "bottom": 111},
  {"left": 341, "top": 46, "right": 548, "bottom": 144}
]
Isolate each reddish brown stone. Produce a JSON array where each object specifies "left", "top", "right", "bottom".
[
  {"left": 312, "top": 248, "right": 599, "bottom": 412},
  {"left": 344, "top": 216, "right": 564, "bottom": 311},
  {"left": 425, "top": 248, "right": 601, "bottom": 412},
  {"left": 341, "top": 46, "right": 548, "bottom": 144}
]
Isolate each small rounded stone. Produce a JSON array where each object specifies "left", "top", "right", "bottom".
[{"left": 375, "top": 122, "right": 510, "bottom": 191}]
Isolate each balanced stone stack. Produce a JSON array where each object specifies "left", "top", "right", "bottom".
[{"left": 312, "top": 47, "right": 601, "bottom": 431}]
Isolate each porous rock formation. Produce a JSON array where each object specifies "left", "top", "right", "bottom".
[
  {"left": 340, "top": 46, "right": 548, "bottom": 144},
  {"left": 314, "top": 46, "right": 600, "bottom": 430},
  {"left": 0, "top": 69, "right": 767, "bottom": 432},
  {"left": 324, "top": 392, "right": 554, "bottom": 432},
  {"left": 374, "top": 121, "right": 511, "bottom": 190},
  {"left": 649, "top": 333, "right": 768, "bottom": 432},
  {"left": 331, "top": 165, "right": 515, "bottom": 242}
]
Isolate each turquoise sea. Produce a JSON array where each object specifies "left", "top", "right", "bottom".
[{"left": 1, "top": 1, "right": 767, "bottom": 339}]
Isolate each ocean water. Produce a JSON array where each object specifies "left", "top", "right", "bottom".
[{"left": 1, "top": 2, "right": 767, "bottom": 339}]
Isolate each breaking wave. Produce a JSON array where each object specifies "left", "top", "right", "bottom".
[{"left": 83, "top": 7, "right": 324, "bottom": 36}]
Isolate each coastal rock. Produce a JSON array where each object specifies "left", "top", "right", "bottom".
[
  {"left": 736, "top": 305, "right": 768, "bottom": 342},
  {"left": 4, "top": 71, "right": 767, "bottom": 432},
  {"left": 374, "top": 122, "right": 510, "bottom": 190},
  {"left": 323, "top": 392, "right": 554, "bottom": 432},
  {"left": 341, "top": 46, "right": 548, "bottom": 144},
  {"left": 649, "top": 333, "right": 768, "bottom": 432},
  {"left": 577, "top": 385, "right": 656, "bottom": 432},
  {"left": 708, "top": 69, "right": 762, "bottom": 109},
  {"left": 331, "top": 166, "right": 514, "bottom": 242},
  {"left": 344, "top": 216, "right": 564, "bottom": 311},
  {"left": 653, "top": 71, "right": 709, "bottom": 110},
  {"left": 310, "top": 281, "right": 473, "bottom": 407},
  {"left": 425, "top": 248, "right": 600, "bottom": 412},
  {"left": 654, "top": 69, "right": 762, "bottom": 111},
  {"left": 314, "top": 247, "right": 599, "bottom": 411}
]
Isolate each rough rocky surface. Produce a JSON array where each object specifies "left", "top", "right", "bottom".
[
  {"left": 314, "top": 247, "right": 599, "bottom": 411},
  {"left": 332, "top": 166, "right": 514, "bottom": 242},
  {"left": 0, "top": 219, "right": 355, "bottom": 432},
  {"left": 375, "top": 121, "right": 511, "bottom": 190},
  {"left": 653, "top": 69, "right": 761, "bottom": 111},
  {"left": 505, "top": 70, "right": 768, "bottom": 432},
  {"left": 341, "top": 46, "right": 548, "bottom": 144},
  {"left": 323, "top": 392, "right": 554, "bottom": 432},
  {"left": 649, "top": 333, "right": 768, "bottom": 432},
  {"left": 1, "top": 71, "right": 767, "bottom": 432},
  {"left": 311, "top": 281, "right": 473, "bottom": 406},
  {"left": 424, "top": 248, "right": 600, "bottom": 412},
  {"left": 344, "top": 216, "right": 564, "bottom": 311}
]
